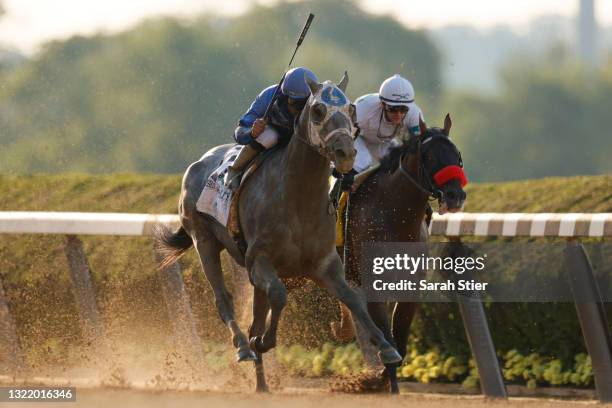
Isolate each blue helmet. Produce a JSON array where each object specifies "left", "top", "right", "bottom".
[{"left": 281, "top": 67, "right": 318, "bottom": 100}]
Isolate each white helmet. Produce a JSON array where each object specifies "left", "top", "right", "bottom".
[{"left": 379, "top": 74, "right": 415, "bottom": 106}]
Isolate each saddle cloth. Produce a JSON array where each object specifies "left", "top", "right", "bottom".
[{"left": 196, "top": 145, "right": 243, "bottom": 226}]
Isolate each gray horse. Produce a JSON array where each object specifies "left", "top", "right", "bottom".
[{"left": 155, "top": 74, "right": 402, "bottom": 392}]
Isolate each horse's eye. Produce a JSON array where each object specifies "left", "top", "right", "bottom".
[{"left": 311, "top": 103, "right": 327, "bottom": 124}]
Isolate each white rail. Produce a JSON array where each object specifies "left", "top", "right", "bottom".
[
  {"left": 430, "top": 212, "right": 612, "bottom": 237},
  {"left": 0, "top": 212, "right": 179, "bottom": 235},
  {"left": 0, "top": 211, "right": 610, "bottom": 237}
]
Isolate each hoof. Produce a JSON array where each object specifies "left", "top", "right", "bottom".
[
  {"left": 237, "top": 347, "right": 257, "bottom": 362},
  {"left": 378, "top": 347, "right": 402, "bottom": 365},
  {"left": 381, "top": 366, "right": 400, "bottom": 394}
]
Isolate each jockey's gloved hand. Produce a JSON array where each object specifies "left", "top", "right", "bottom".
[
  {"left": 341, "top": 169, "right": 358, "bottom": 192},
  {"left": 251, "top": 118, "right": 267, "bottom": 138}
]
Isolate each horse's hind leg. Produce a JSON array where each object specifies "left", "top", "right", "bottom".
[
  {"left": 248, "top": 287, "right": 270, "bottom": 392},
  {"left": 248, "top": 255, "right": 286, "bottom": 354},
  {"left": 194, "top": 236, "right": 255, "bottom": 362}
]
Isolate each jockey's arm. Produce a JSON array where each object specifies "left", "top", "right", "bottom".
[
  {"left": 233, "top": 85, "right": 278, "bottom": 145},
  {"left": 234, "top": 126, "right": 253, "bottom": 145}
]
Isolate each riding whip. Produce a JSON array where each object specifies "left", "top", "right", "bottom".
[{"left": 262, "top": 13, "right": 315, "bottom": 120}]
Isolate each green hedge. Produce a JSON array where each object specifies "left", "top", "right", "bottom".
[{"left": 275, "top": 343, "right": 595, "bottom": 389}]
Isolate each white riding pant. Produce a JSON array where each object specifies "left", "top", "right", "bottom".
[{"left": 255, "top": 127, "right": 280, "bottom": 149}]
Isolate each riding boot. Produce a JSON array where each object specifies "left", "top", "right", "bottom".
[{"left": 225, "top": 144, "right": 260, "bottom": 190}]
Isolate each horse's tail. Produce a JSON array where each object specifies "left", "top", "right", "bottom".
[{"left": 153, "top": 224, "right": 193, "bottom": 269}]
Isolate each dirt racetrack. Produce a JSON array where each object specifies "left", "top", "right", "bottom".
[{"left": 5, "top": 388, "right": 603, "bottom": 408}]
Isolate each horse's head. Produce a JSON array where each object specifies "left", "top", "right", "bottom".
[
  {"left": 296, "top": 72, "right": 357, "bottom": 173},
  {"left": 404, "top": 114, "right": 467, "bottom": 213}
]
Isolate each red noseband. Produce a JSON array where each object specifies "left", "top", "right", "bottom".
[{"left": 433, "top": 165, "right": 468, "bottom": 188}]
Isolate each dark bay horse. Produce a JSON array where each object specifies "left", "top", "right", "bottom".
[
  {"left": 337, "top": 115, "right": 467, "bottom": 393},
  {"left": 155, "top": 74, "right": 403, "bottom": 392}
]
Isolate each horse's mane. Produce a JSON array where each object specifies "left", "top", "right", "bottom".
[
  {"left": 378, "top": 127, "right": 446, "bottom": 174},
  {"left": 379, "top": 136, "right": 419, "bottom": 173}
]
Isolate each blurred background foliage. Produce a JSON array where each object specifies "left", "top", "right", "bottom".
[
  {"left": 0, "top": 0, "right": 439, "bottom": 174},
  {"left": 0, "top": 0, "right": 610, "bottom": 181}
]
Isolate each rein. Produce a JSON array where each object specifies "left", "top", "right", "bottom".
[{"left": 398, "top": 152, "right": 442, "bottom": 201}]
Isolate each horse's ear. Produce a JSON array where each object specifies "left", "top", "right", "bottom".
[
  {"left": 443, "top": 113, "right": 452, "bottom": 136},
  {"left": 338, "top": 71, "right": 349, "bottom": 93},
  {"left": 305, "top": 73, "right": 322, "bottom": 95},
  {"left": 419, "top": 116, "right": 427, "bottom": 136}
]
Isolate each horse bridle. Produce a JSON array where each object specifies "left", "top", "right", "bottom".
[
  {"left": 294, "top": 83, "right": 356, "bottom": 160},
  {"left": 295, "top": 126, "right": 354, "bottom": 160},
  {"left": 398, "top": 133, "right": 464, "bottom": 202}
]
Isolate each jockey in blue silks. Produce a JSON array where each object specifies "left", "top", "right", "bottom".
[{"left": 225, "top": 67, "right": 318, "bottom": 189}]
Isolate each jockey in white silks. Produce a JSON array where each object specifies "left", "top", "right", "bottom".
[
  {"left": 335, "top": 74, "right": 425, "bottom": 191},
  {"left": 333, "top": 74, "right": 431, "bottom": 250}
]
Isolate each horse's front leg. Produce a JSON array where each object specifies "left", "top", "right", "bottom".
[
  {"left": 367, "top": 302, "right": 401, "bottom": 394},
  {"left": 248, "top": 254, "right": 287, "bottom": 353},
  {"left": 391, "top": 302, "right": 419, "bottom": 361},
  {"left": 315, "top": 253, "right": 402, "bottom": 365}
]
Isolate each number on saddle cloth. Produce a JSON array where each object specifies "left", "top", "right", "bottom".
[{"left": 195, "top": 146, "right": 243, "bottom": 226}]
